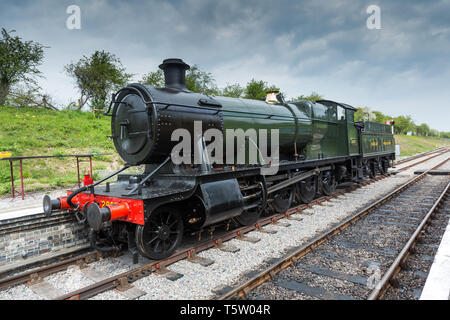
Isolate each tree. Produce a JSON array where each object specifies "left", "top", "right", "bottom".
[
  {"left": 373, "top": 111, "right": 391, "bottom": 124},
  {"left": 295, "top": 92, "right": 323, "bottom": 102},
  {"left": 141, "top": 64, "right": 220, "bottom": 95},
  {"left": 185, "top": 65, "right": 219, "bottom": 95},
  {"left": 5, "top": 83, "right": 57, "bottom": 110},
  {"left": 65, "top": 50, "right": 132, "bottom": 110},
  {"left": 355, "top": 107, "right": 376, "bottom": 121},
  {"left": 393, "top": 115, "right": 414, "bottom": 134},
  {"left": 429, "top": 129, "right": 439, "bottom": 137},
  {"left": 0, "top": 28, "right": 46, "bottom": 105},
  {"left": 221, "top": 83, "right": 245, "bottom": 98},
  {"left": 354, "top": 107, "right": 365, "bottom": 121},
  {"left": 141, "top": 69, "right": 164, "bottom": 87},
  {"left": 441, "top": 132, "right": 450, "bottom": 139},
  {"left": 244, "top": 79, "right": 280, "bottom": 100},
  {"left": 416, "top": 123, "right": 430, "bottom": 136}
]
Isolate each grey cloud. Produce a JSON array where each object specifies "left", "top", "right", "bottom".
[{"left": 0, "top": 0, "right": 449, "bottom": 130}]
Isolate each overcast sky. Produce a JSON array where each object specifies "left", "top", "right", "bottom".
[{"left": 1, "top": 0, "right": 449, "bottom": 131}]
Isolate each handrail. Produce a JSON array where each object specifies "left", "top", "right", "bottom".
[
  {"left": 1, "top": 153, "right": 113, "bottom": 200},
  {"left": 0, "top": 153, "right": 111, "bottom": 161}
]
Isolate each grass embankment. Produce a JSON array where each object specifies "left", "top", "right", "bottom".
[
  {"left": 0, "top": 107, "right": 448, "bottom": 196},
  {"left": 0, "top": 106, "right": 123, "bottom": 196},
  {"left": 394, "top": 135, "right": 448, "bottom": 157}
]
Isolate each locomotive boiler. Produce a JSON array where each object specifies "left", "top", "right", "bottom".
[{"left": 43, "top": 58, "right": 395, "bottom": 260}]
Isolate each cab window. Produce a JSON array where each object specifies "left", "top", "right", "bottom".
[
  {"left": 346, "top": 110, "right": 355, "bottom": 122},
  {"left": 337, "top": 106, "right": 346, "bottom": 121},
  {"left": 326, "top": 106, "right": 337, "bottom": 121},
  {"left": 313, "top": 103, "right": 327, "bottom": 120}
]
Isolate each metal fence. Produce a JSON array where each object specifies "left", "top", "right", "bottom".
[{"left": 0, "top": 153, "right": 111, "bottom": 200}]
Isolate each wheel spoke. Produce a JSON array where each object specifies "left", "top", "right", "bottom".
[
  {"left": 166, "top": 212, "right": 172, "bottom": 224},
  {"left": 139, "top": 207, "right": 183, "bottom": 259},
  {"left": 169, "top": 220, "right": 178, "bottom": 228},
  {"left": 154, "top": 239, "right": 161, "bottom": 252},
  {"left": 146, "top": 234, "right": 159, "bottom": 245}
]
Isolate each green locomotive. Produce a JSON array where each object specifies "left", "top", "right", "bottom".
[{"left": 44, "top": 58, "right": 395, "bottom": 260}]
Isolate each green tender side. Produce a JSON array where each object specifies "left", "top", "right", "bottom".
[{"left": 360, "top": 121, "right": 395, "bottom": 157}]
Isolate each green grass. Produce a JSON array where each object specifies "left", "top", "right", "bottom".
[
  {"left": 394, "top": 135, "right": 449, "bottom": 156},
  {"left": 0, "top": 106, "right": 123, "bottom": 195}
]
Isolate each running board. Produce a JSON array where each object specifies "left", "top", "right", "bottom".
[{"left": 267, "top": 166, "right": 332, "bottom": 195}]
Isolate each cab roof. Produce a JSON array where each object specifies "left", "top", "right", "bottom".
[{"left": 316, "top": 99, "right": 357, "bottom": 111}]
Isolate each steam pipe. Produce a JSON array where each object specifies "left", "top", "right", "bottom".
[
  {"left": 67, "top": 164, "right": 131, "bottom": 208},
  {"left": 127, "top": 156, "right": 170, "bottom": 195}
]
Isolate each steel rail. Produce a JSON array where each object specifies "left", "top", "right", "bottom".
[
  {"left": 0, "top": 191, "right": 342, "bottom": 295},
  {"left": 395, "top": 149, "right": 448, "bottom": 171},
  {"left": 368, "top": 180, "right": 450, "bottom": 300},
  {"left": 0, "top": 250, "right": 111, "bottom": 290},
  {"left": 54, "top": 174, "right": 391, "bottom": 300},
  {"left": 394, "top": 148, "right": 446, "bottom": 166},
  {"left": 0, "top": 186, "right": 350, "bottom": 295},
  {"left": 216, "top": 156, "right": 449, "bottom": 300},
  {"left": 1, "top": 150, "right": 444, "bottom": 297},
  {"left": 0, "top": 177, "right": 378, "bottom": 293}
]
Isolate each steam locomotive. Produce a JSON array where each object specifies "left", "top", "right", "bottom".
[{"left": 43, "top": 58, "right": 395, "bottom": 260}]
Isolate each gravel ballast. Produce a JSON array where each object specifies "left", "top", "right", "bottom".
[{"left": 0, "top": 151, "right": 448, "bottom": 300}]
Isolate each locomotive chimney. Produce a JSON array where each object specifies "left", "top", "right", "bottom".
[{"left": 159, "top": 58, "right": 190, "bottom": 90}]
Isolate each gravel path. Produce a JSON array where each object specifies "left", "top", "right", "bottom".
[{"left": 0, "top": 151, "right": 448, "bottom": 300}]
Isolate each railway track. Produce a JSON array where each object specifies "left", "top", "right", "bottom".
[
  {"left": 0, "top": 149, "right": 447, "bottom": 299},
  {"left": 376, "top": 183, "right": 449, "bottom": 300},
  {"left": 393, "top": 149, "right": 447, "bottom": 171},
  {"left": 217, "top": 158, "right": 449, "bottom": 300},
  {"left": 0, "top": 211, "right": 75, "bottom": 236},
  {"left": 0, "top": 251, "right": 109, "bottom": 290},
  {"left": 33, "top": 175, "right": 391, "bottom": 300},
  {"left": 394, "top": 148, "right": 446, "bottom": 166}
]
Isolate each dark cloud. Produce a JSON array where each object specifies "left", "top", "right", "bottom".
[{"left": 1, "top": 0, "right": 449, "bottom": 130}]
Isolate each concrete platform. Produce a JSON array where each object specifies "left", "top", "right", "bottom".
[
  {"left": 0, "top": 188, "right": 70, "bottom": 219},
  {"left": 420, "top": 217, "right": 450, "bottom": 300},
  {"left": 0, "top": 204, "right": 43, "bottom": 221}
]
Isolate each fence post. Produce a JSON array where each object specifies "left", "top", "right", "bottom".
[
  {"left": 89, "top": 156, "right": 93, "bottom": 178},
  {"left": 76, "top": 156, "right": 80, "bottom": 187},
  {"left": 10, "top": 160, "right": 15, "bottom": 199},
  {"left": 20, "top": 159, "right": 24, "bottom": 200}
]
